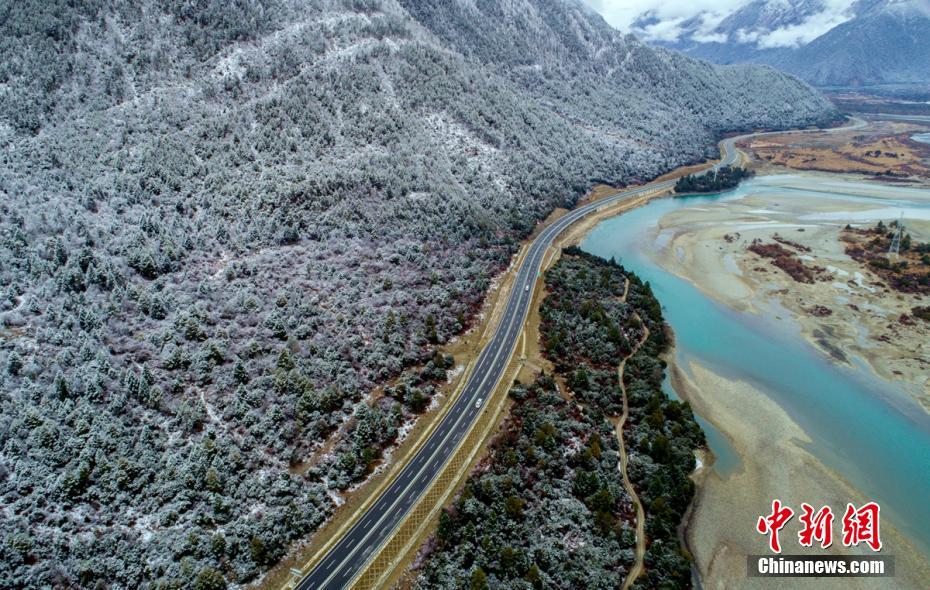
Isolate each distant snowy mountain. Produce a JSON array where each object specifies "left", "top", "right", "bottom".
[
  {"left": 773, "top": 0, "right": 930, "bottom": 86},
  {"left": 639, "top": 0, "right": 930, "bottom": 90},
  {"left": 652, "top": 0, "right": 834, "bottom": 62}
]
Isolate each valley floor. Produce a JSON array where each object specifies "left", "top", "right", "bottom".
[
  {"left": 677, "top": 361, "right": 930, "bottom": 590},
  {"left": 655, "top": 174, "right": 930, "bottom": 413},
  {"left": 645, "top": 173, "right": 930, "bottom": 588},
  {"left": 738, "top": 117, "right": 930, "bottom": 180}
]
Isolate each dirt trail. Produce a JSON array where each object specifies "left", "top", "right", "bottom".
[{"left": 616, "top": 277, "right": 649, "bottom": 590}]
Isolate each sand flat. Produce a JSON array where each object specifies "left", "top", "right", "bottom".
[
  {"left": 647, "top": 173, "right": 930, "bottom": 586},
  {"left": 679, "top": 361, "right": 930, "bottom": 590},
  {"left": 653, "top": 174, "right": 930, "bottom": 413}
]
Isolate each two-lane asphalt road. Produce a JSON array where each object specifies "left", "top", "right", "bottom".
[{"left": 295, "top": 136, "right": 742, "bottom": 590}]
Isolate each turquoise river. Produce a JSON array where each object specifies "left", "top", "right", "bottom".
[{"left": 581, "top": 176, "right": 930, "bottom": 556}]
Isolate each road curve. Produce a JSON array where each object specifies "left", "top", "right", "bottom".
[{"left": 294, "top": 130, "right": 772, "bottom": 590}]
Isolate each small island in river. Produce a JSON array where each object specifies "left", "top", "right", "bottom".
[
  {"left": 659, "top": 174, "right": 930, "bottom": 412},
  {"left": 674, "top": 165, "right": 753, "bottom": 195}
]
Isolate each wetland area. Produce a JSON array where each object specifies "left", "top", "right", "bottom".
[{"left": 582, "top": 172, "right": 930, "bottom": 589}]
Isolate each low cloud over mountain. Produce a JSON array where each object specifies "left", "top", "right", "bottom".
[{"left": 587, "top": 0, "right": 930, "bottom": 90}]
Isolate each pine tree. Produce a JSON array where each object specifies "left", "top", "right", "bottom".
[
  {"left": 54, "top": 373, "right": 69, "bottom": 400},
  {"left": 193, "top": 567, "right": 226, "bottom": 590},
  {"left": 234, "top": 360, "right": 249, "bottom": 384},
  {"left": 424, "top": 313, "right": 438, "bottom": 344},
  {"left": 7, "top": 351, "right": 23, "bottom": 376},
  {"left": 525, "top": 564, "right": 542, "bottom": 588},
  {"left": 437, "top": 510, "right": 455, "bottom": 546},
  {"left": 250, "top": 536, "right": 267, "bottom": 565},
  {"left": 470, "top": 567, "right": 489, "bottom": 590},
  {"left": 276, "top": 349, "right": 294, "bottom": 372}
]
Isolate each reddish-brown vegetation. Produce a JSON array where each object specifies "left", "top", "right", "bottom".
[
  {"left": 742, "top": 126, "right": 930, "bottom": 178},
  {"left": 841, "top": 223, "right": 930, "bottom": 294},
  {"left": 913, "top": 306, "right": 930, "bottom": 322},
  {"left": 809, "top": 305, "right": 833, "bottom": 317},
  {"left": 772, "top": 233, "right": 812, "bottom": 253},
  {"left": 747, "top": 239, "right": 824, "bottom": 283}
]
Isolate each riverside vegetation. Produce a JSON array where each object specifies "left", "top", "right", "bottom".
[
  {"left": 674, "top": 165, "right": 753, "bottom": 194},
  {"left": 843, "top": 220, "right": 930, "bottom": 295},
  {"left": 414, "top": 249, "right": 705, "bottom": 589},
  {"left": 0, "top": 0, "right": 832, "bottom": 586}
]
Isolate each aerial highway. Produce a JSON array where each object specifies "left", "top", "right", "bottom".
[{"left": 295, "top": 133, "right": 746, "bottom": 590}]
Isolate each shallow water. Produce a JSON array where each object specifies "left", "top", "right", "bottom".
[
  {"left": 913, "top": 133, "right": 930, "bottom": 145},
  {"left": 662, "top": 369, "right": 741, "bottom": 477},
  {"left": 581, "top": 176, "right": 930, "bottom": 554}
]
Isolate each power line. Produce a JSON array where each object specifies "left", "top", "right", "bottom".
[{"left": 888, "top": 213, "right": 905, "bottom": 259}]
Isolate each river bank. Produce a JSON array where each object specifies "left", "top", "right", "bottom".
[
  {"left": 676, "top": 360, "right": 930, "bottom": 590},
  {"left": 653, "top": 173, "right": 930, "bottom": 413},
  {"left": 579, "top": 172, "right": 930, "bottom": 588}
]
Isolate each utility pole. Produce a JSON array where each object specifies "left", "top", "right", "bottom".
[{"left": 888, "top": 213, "right": 905, "bottom": 259}]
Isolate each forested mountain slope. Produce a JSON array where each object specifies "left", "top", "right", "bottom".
[
  {"left": 0, "top": 0, "right": 833, "bottom": 586},
  {"left": 402, "top": 0, "right": 833, "bottom": 170}
]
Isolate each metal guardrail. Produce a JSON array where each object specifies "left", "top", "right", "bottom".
[
  {"left": 342, "top": 186, "right": 676, "bottom": 589},
  {"left": 288, "top": 119, "right": 865, "bottom": 590},
  {"left": 349, "top": 361, "right": 521, "bottom": 589}
]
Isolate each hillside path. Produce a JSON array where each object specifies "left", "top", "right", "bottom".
[{"left": 616, "top": 278, "right": 649, "bottom": 590}]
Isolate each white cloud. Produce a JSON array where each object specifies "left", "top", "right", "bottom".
[
  {"left": 736, "top": 28, "right": 761, "bottom": 43},
  {"left": 755, "top": 2, "right": 856, "bottom": 48},
  {"left": 636, "top": 18, "right": 688, "bottom": 42},
  {"left": 692, "top": 32, "right": 730, "bottom": 44},
  {"left": 580, "top": 0, "right": 750, "bottom": 32},
  {"left": 581, "top": 0, "right": 857, "bottom": 46}
]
